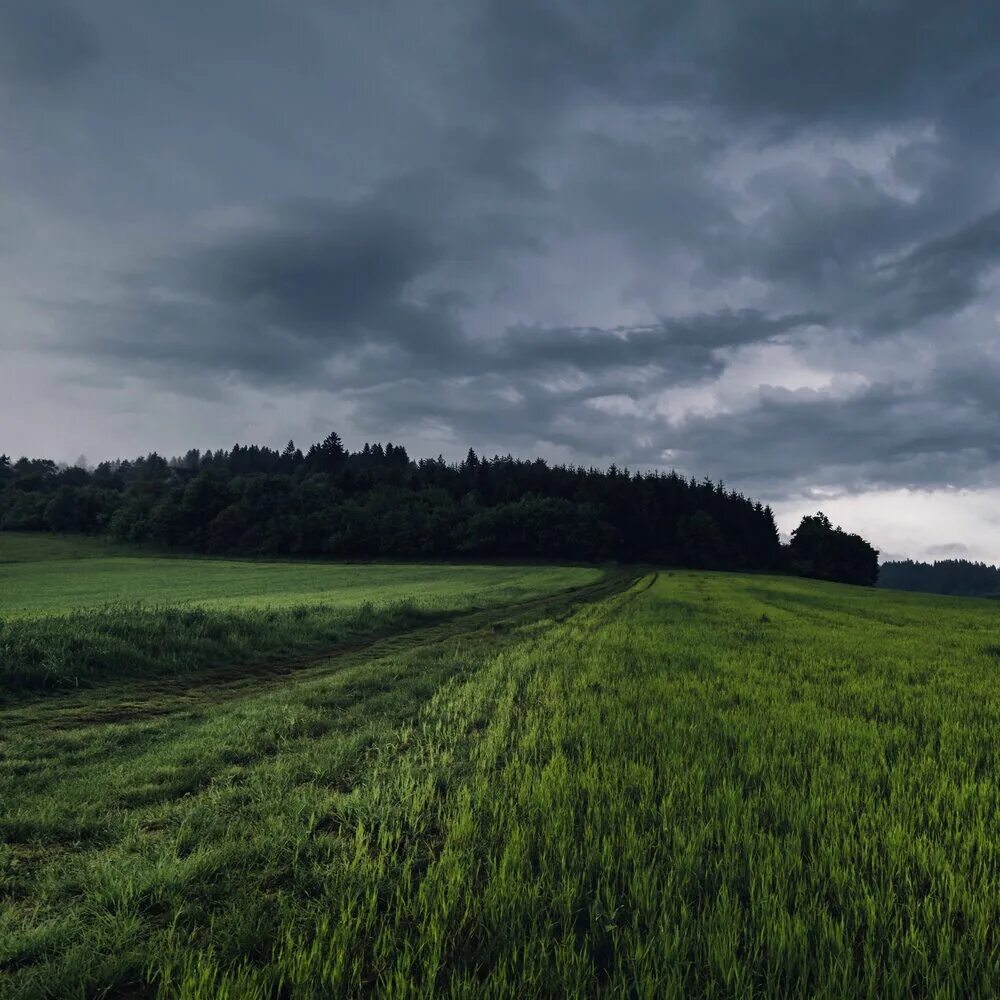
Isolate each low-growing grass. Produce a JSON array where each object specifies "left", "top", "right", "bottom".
[
  {"left": 2, "top": 570, "right": 999, "bottom": 997},
  {"left": 0, "top": 533, "right": 130, "bottom": 563},
  {"left": 0, "top": 533, "right": 600, "bottom": 617}
]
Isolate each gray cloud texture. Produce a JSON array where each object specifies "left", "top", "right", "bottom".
[
  {"left": 0, "top": 0, "right": 98, "bottom": 85},
  {"left": 3, "top": 0, "right": 1000, "bottom": 517}
]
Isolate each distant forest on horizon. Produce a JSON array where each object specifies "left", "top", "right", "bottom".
[
  {"left": 1, "top": 434, "right": 878, "bottom": 585},
  {"left": 879, "top": 559, "right": 1000, "bottom": 598}
]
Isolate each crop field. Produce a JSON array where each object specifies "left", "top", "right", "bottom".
[
  {"left": 0, "top": 535, "right": 601, "bottom": 693},
  {"left": 0, "top": 534, "right": 599, "bottom": 617},
  {"left": 3, "top": 539, "right": 1000, "bottom": 997}
]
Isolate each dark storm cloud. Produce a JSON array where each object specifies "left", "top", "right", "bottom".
[
  {"left": 665, "top": 370, "right": 1000, "bottom": 496},
  {"left": 477, "top": 0, "right": 1000, "bottom": 132},
  {"left": 342, "top": 373, "right": 665, "bottom": 467},
  {"left": 360, "top": 361, "right": 1000, "bottom": 492},
  {"left": 186, "top": 203, "right": 439, "bottom": 336},
  {"left": 493, "top": 311, "right": 823, "bottom": 380},
  {"left": 728, "top": 159, "right": 920, "bottom": 290},
  {"left": 65, "top": 191, "right": 817, "bottom": 397},
  {"left": 66, "top": 198, "right": 464, "bottom": 384},
  {"left": 7, "top": 0, "right": 1000, "bottom": 505},
  {"left": 689, "top": 0, "right": 1000, "bottom": 132},
  {"left": 866, "top": 208, "right": 1000, "bottom": 331},
  {"left": 0, "top": 0, "right": 98, "bottom": 85}
]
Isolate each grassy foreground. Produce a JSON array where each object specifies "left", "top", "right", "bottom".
[{"left": 3, "top": 567, "right": 1000, "bottom": 997}]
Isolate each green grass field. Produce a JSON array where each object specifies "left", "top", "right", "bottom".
[
  {"left": 0, "top": 533, "right": 600, "bottom": 617},
  {"left": 2, "top": 537, "right": 1000, "bottom": 997},
  {"left": 0, "top": 534, "right": 602, "bottom": 694}
]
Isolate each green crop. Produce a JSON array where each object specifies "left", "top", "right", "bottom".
[
  {"left": 0, "top": 533, "right": 599, "bottom": 617},
  {"left": 2, "top": 559, "right": 999, "bottom": 997}
]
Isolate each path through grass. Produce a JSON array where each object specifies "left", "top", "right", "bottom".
[
  {"left": 3, "top": 570, "right": 1000, "bottom": 997},
  {"left": 0, "top": 533, "right": 603, "bottom": 695}
]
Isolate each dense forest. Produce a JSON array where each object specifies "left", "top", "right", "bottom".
[
  {"left": 879, "top": 559, "right": 1000, "bottom": 597},
  {"left": 0, "top": 434, "right": 878, "bottom": 584}
]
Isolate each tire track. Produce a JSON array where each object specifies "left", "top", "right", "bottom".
[{"left": 9, "top": 569, "right": 640, "bottom": 729}]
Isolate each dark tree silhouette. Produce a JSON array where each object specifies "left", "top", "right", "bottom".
[
  {"left": 306, "top": 431, "right": 346, "bottom": 473},
  {"left": 879, "top": 559, "right": 1000, "bottom": 597},
  {"left": 789, "top": 512, "right": 879, "bottom": 586},
  {"left": 0, "top": 433, "right": 881, "bottom": 582}
]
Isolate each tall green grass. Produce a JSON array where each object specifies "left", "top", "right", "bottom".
[
  {"left": 0, "top": 533, "right": 602, "bottom": 695},
  {"left": 3, "top": 571, "right": 1000, "bottom": 997},
  {"left": 0, "top": 600, "right": 431, "bottom": 693}
]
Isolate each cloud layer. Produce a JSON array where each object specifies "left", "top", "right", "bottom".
[{"left": 3, "top": 0, "right": 1000, "bottom": 556}]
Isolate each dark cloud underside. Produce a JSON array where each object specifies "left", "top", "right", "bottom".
[{"left": 3, "top": 0, "right": 1000, "bottom": 521}]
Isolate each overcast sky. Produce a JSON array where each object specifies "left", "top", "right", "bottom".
[{"left": 3, "top": 1, "right": 1000, "bottom": 561}]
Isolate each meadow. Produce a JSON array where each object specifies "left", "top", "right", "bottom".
[
  {"left": 2, "top": 538, "right": 1000, "bottom": 997},
  {"left": 0, "top": 533, "right": 599, "bottom": 616},
  {"left": 0, "top": 534, "right": 601, "bottom": 693}
]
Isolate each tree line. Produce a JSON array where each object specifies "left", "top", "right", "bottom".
[
  {"left": 879, "top": 559, "right": 1000, "bottom": 597},
  {"left": 0, "top": 434, "right": 878, "bottom": 584}
]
